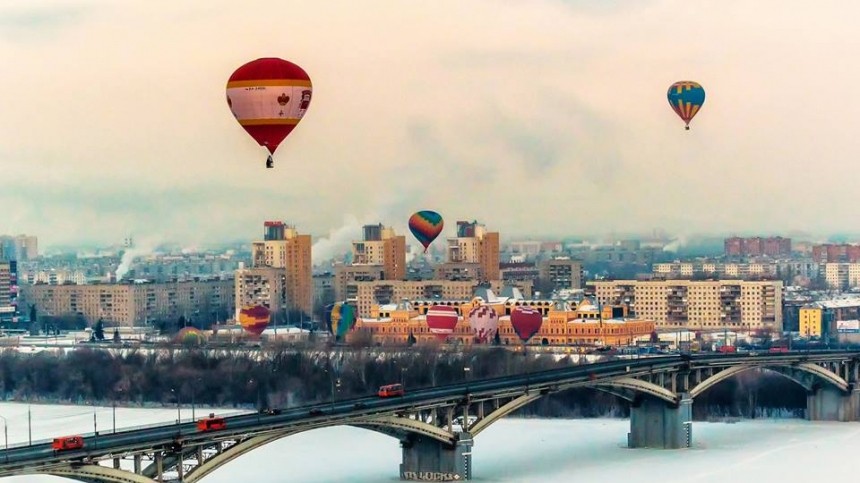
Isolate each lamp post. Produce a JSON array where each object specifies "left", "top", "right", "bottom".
[
  {"left": 191, "top": 378, "right": 202, "bottom": 421},
  {"left": 0, "top": 415, "right": 8, "bottom": 463},
  {"left": 464, "top": 367, "right": 471, "bottom": 395},
  {"left": 170, "top": 388, "right": 181, "bottom": 423},
  {"left": 27, "top": 406, "right": 31, "bottom": 445},
  {"left": 93, "top": 408, "right": 98, "bottom": 450}
]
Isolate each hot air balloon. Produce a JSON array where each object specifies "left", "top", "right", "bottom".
[
  {"left": 469, "top": 305, "right": 499, "bottom": 343},
  {"left": 667, "top": 81, "right": 705, "bottom": 130},
  {"left": 332, "top": 302, "right": 357, "bottom": 341},
  {"left": 408, "top": 210, "right": 444, "bottom": 253},
  {"left": 238, "top": 305, "right": 270, "bottom": 336},
  {"left": 426, "top": 305, "right": 459, "bottom": 340},
  {"left": 226, "top": 57, "right": 313, "bottom": 168},
  {"left": 510, "top": 306, "right": 543, "bottom": 343},
  {"left": 174, "top": 327, "right": 206, "bottom": 346}
]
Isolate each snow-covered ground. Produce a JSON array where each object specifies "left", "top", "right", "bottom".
[{"left": 0, "top": 403, "right": 857, "bottom": 482}]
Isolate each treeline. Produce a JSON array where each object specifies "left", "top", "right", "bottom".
[{"left": 0, "top": 347, "right": 806, "bottom": 419}]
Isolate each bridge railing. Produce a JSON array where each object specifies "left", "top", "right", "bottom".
[{"left": 2, "top": 409, "right": 252, "bottom": 450}]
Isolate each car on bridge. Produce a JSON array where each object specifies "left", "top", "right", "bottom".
[
  {"left": 259, "top": 408, "right": 282, "bottom": 416},
  {"left": 196, "top": 415, "right": 227, "bottom": 432},
  {"left": 52, "top": 435, "right": 84, "bottom": 452},
  {"left": 378, "top": 383, "right": 405, "bottom": 398}
]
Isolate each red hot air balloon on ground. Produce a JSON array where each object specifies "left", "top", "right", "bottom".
[
  {"left": 238, "top": 305, "right": 270, "bottom": 336},
  {"left": 510, "top": 306, "right": 543, "bottom": 343},
  {"left": 226, "top": 58, "right": 313, "bottom": 169},
  {"left": 425, "top": 305, "right": 459, "bottom": 340},
  {"left": 469, "top": 305, "right": 499, "bottom": 343}
]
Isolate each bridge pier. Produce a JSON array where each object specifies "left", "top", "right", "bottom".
[
  {"left": 807, "top": 387, "right": 860, "bottom": 422},
  {"left": 628, "top": 394, "right": 692, "bottom": 449},
  {"left": 400, "top": 432, "right": 472, "bottom": 481}
]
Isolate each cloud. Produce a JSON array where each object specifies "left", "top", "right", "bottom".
[{"left": 2, "top": 0, "right": 860, "bottom": 249}]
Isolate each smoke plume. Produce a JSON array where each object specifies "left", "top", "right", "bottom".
[
  {"left": 115, "top": 236, "right": 162, "bottom": 281},
  {"left": 311, "top": 215, "right": 366, "bottom": 265},
  {"left": 663, "top": 235, "right": 689, "bottom": 253}
]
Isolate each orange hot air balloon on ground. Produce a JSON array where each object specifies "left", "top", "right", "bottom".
[
  {"left": 226, "top": 57, "right": 313, "bottom": 169},
  {"left": 238, "top": 305, "right": 270, "bottom": 336}
]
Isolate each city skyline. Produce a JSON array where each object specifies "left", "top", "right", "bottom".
[{"left": 4, "top": 1, "right": 860, "bottom": 247}]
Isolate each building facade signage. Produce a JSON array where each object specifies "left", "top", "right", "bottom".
[
  {"left": 837, "top": 319, "right": 860, "bottom": 333},
  {"left": 401, "top": 471, "right": 461, "bottom": 481}
]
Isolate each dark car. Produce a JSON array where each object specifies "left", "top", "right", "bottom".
[
  {"left": 259, "top": 408, "right": 282, "bottom": 416},
  {"left": 309, "top": 408, "right": 324, "bottom": 416}
]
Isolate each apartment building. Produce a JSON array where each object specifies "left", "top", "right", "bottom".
[
  {"left": 589, "top": 279, "right": 783, "bottom": 331},
  {"left": 23, "top": 279, "right": 235, "bottom": 327}
]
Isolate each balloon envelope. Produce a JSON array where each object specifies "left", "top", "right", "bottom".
[
  {"left": 226, "top": 57, "right": 313, "bottom": 155},
  {"left": 667, "top": 81, "right": 705, "bottom": 129},
  {"left": 469, "top": 305, "right": 499, "bottom": 343},
  {"left": 174, "top": 327, "right": 205, "bottom": 345},
  {"left": 408, "top": 211, "right": 444, "bottom": 252},
  {"left": 238, "top": 305, "right": 270, "bottom": 336},
  {"left": 426, "top": 305, "right": 459, "bottom": 339},
  {"left": 332, "top": 302, "right": 357, "bottom": 339},
  {"left": 510, "top": 306, "right": 543, "bottom": 343}
]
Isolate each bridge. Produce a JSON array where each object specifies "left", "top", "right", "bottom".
[{"left": 0, "top": 350, "right": 858, "bottom": 482}]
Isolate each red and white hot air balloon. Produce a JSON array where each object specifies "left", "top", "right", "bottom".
[
  {"left": 425, "top": 305, "right": 459, "bottom": 340},
  {"left": 226, "top": 57, "right": 313, "bottom": 168},
  {"left": 469, "top": 305, "right": 499, "bottom": 343},
  {"left": 510, "top": 306, "right": 543, "bottom": 343}
]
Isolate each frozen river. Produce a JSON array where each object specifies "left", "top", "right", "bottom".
[{"left": 0, "top": 402, "right": 857, "bottom": 482}]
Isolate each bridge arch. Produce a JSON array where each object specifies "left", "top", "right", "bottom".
[
  {"left": 593, "top": 377, "right": 679, "bottom": 405},
  {"left": 146, "top": 416, "right": 456, "bottom": 483},
  {"left": 37, "top": 463, "right": 157, "bottom": 483},
  {"left": 689, "top": 362, "right": 850, "bottom": 399}
]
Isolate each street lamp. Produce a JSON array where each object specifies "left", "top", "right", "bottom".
[
  {"left": 0, "top": 415, "right": 8, "bottom": 463},
  {"left": 464, "top": 367, "right": 471, "bottom": 394},
  {"left": 192, "top": 377, "right": 202, "bottom": 421},
  {"left": 170, "top": 388, "right": 181, "bottom": 423}
]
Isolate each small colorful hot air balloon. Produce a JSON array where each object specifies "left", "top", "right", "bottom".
[
  {"left": 667, "top": 81, "right": 705, "bottom": 130},
  {"left": 332, "top": 302, "right": 357, "bottom": 340},
  {"left": 174, "top": 327, "right": 206, "bottom": 346},
  {"left": 238, "top": 305, "right": 270, "bottom": 336},
  {"left": 426, "top": 305, "right": 459, "bottom": 340},
  {"left": 408, "top": 210, "right": 444, "bottom": 253},
  {"left": 510, "top": 306, "right": 543, "bottom": 343},
  {"left": 469, "top": 305, "right": 499, "bottom": 343},
  {"left": 226, "top": 57, "right": 313, "bottom": 168}
]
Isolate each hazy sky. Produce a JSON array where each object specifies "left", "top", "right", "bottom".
[{"left": 2, "top": 0, "right": 859, "bottom": 251}]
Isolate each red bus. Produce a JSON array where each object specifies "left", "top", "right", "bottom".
[
  {"left": 378, "top": 383, "right": 405, "bottom": 398},
  {"left": 52, "top": 435, "right": 84, "bottom": 451},
  {"left": 196, "top": 415, "right": 227, "bottom": 432}
]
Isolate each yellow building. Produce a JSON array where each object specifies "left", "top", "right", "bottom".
[
  {"left": 234, "top": 267, "right": 287, "bottom": 317},
  {"left": 447, "top": 221, "right": 500, "bottom": 282},
  {"left": 349, "top": 298, "right": 654, "bottom": 348},
  {"left": 23, "top": 280, "right": 235, "bottom": 327},
  {"left": 352, "top": 224, "right": 406, "bottom": 281},
  {"left": 333, "top": 224, "right": 406, "bottom": 300},
  {"left": 249, "top": 223, "right": 312, "bottom": 315},
  {"left": 799, "top": 306, "right": 822, "bottom": 338},
  {"left": 590, "top": 279, "right": 783, "bottom": 331}
]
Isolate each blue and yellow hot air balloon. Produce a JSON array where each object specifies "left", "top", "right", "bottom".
[
  {"left": 667, "top": 81, "right": 705, "bottom": 130},
  {"left": 330, "top": 302, "right": 357, "bottom": 341}
]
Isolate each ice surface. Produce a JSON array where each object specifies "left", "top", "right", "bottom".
[{"left": 0, "top": 403, "right": 857, "bottom": 482}]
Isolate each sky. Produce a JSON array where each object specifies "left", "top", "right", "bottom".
[{"left": 2, "top": 0, "right": 860, "bottom": 251}]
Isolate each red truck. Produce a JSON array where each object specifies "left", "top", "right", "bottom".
[
  {"left": 378, "top": 383, "right": 405, "bottom": 398},
  {"left": 196, "top": 415, "right": 227, "bottom": 432},
  {"left": 52, "top": 435, "right": 84, "bottom": 452}
]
